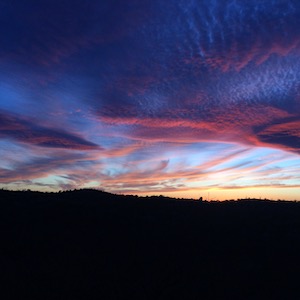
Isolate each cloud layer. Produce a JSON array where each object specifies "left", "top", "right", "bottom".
[{"left": 0, "top": 0, "right": 300, "bottom": 199}]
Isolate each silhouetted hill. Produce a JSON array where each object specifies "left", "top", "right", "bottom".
[{"left": 0, "top": 189, "right": 299, "bottom": 299}]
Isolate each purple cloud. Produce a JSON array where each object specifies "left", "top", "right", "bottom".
[{"left": 0, "top": 111, "right": 100, "bottom": 150}]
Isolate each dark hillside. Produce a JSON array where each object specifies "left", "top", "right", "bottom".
[{"left": 0, "top": 190, "right": 299, "bottom": 299}]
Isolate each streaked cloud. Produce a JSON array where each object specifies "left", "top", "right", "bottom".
[{"left": 0, "top": 111, "right": 100, "bottom": 150}]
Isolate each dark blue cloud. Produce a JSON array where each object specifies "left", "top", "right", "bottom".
[{"left": 0, "top": 111, "right": 100, "bottom": 150}]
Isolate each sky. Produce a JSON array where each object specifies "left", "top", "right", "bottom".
[{"left": 0, "top": 0, "right": 300, "bottom": 200}]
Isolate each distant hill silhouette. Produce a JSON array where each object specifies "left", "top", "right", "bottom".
[{"left": 0, "top": 189, "right": 299, "bottom": 299}]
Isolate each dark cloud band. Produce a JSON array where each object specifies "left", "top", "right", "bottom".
[{"left": 0, "top": 111, "right": 100, "bottom": 150}]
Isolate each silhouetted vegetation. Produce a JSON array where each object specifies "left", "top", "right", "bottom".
[{"left": 1, "top": 189, "right": 299, "bottom": 299}]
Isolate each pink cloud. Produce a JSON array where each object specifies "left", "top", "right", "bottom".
[
  {"left": 97, "top": 103, "right": 295, "bottom": 153},
  {"left": 258, "top": 120, "right": 300, "bottom": 138}
]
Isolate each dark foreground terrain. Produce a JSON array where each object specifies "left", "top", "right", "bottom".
[{"left": 0, "top": 189, "right": 299, "bottom": 299}]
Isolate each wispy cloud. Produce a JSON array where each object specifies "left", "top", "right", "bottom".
[{"left": 0, "top": 111, "right": 100, "bottom": 150}]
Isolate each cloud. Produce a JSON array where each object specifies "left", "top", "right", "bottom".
[
  {"left": 257, "top": 119, "right": 300, "bottom": 137},
  {"left": 0, "top": 0, "right": 153, "bottom": 69},
  {"left": 2, "top": 0, "right": 300, "bottom": 153},
  {"left": 255, "top": 119, "right": 300, "bottom": 153},
  {"left": 97, "top": 102, "right": 298, "bottom": 152},
  {"left": 0, "top": 148, "right": 103, "bottom": 184},
  {"left": 0, "top": 111, "right": 100, "bottom": 150},
  {"left": 177, "top": 0, "right": 300, "bottom": 71}
]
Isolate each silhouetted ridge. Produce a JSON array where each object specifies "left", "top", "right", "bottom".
[{"left": 0, "top": 189, "right": 299, "bottom": 299}]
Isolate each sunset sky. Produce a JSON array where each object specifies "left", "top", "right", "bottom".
[{"left": 0, "top": 0, "right": 300, "bottom": 200}]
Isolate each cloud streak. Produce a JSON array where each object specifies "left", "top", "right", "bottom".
[{"left": 0, "top": 111, "right": 100, "bottom": 150}]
